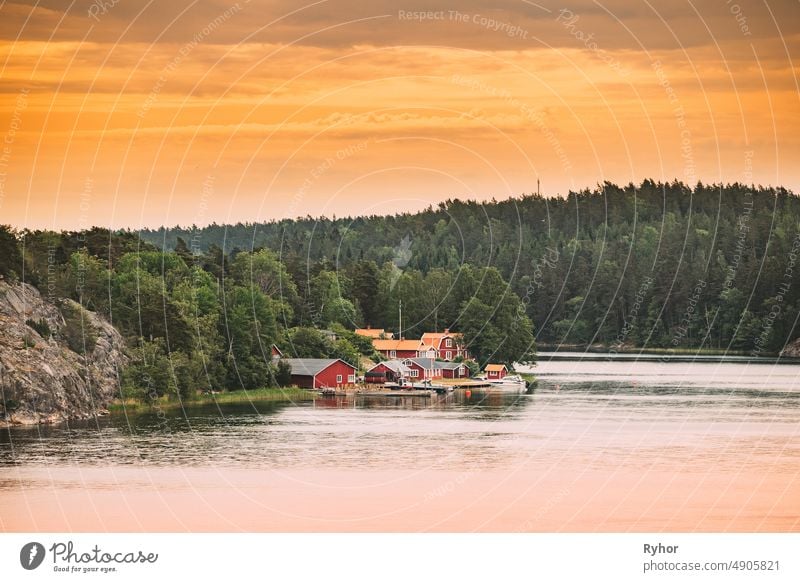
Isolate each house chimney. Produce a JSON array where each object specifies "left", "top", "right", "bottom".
[{"left": 444, "top": 328, "right": 449, "bottom": 334}]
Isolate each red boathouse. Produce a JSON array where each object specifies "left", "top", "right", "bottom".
[
  {"left": 485, "top": 364, "right": 508, "bottom": 379},
  {"left": 283, "top": 358, "right": 357, "bottom": 389}
]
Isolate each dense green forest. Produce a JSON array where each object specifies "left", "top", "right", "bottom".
[
  {"left": 3, "top": 180, "right": 800, "bottom": 397},
  {"left": 136, "top": 180, "right": 800, "bottom": 354},
  {"left": 0, "top": 210, "right": 535, "bottom": 397}
]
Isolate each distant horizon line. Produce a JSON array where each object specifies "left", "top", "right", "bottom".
[{"left": 4, "top": 179, "right": 795, "bottom": 233}]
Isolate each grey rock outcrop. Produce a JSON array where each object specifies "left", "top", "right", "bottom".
[
  {"left": 780, "top": 338, "right": 800, "bottom": 358},
  {"left": 0, "top": 280, "right": 127, "bottom": 427}
]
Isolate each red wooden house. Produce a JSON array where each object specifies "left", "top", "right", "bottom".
[
  {"left": 484, "top": 364, "right": 508, "bottom": 379},
  {"left": 373, "top": 339, "right": 433, "bottom": 359},
  {"left": 284, "top": 358, "right": 357, "bottom": 389},
  {"left": 421, "top": 329, "right": 468, "bottom": 361},
  {"left": 401, "top": 357, "right": 439, "bottom": 380},
  {"left": 403, "top": 359, "right": 426, "bottom": 380},
  {"left": 436, "top": 361, "right": 469, "bottom": 379}
]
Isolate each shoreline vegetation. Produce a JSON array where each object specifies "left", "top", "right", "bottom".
[
  {"left": 107, "top": 387, "right": 318, "bottom": 414},
  {"left": 107, "top": 375, "right": 538, "bottom": 415}
]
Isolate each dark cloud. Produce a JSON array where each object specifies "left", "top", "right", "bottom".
[{"left": 2, "top": 0, "right": 797, "bottom": 52}]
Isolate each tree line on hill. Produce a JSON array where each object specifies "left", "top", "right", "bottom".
[{"left": 137, "top": 180, "right": 800, "bottom": 354}]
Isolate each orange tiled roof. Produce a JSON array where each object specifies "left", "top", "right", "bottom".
[
  {"left": 355, "top": 328, "right": 391, "bottom": 338},
  {"left": 421, "top": 331, "right": 461, "bottom": 347},
  {"left": 373, "top": 339, "right": 425, "bottom": 351},
  {"left": 485, "top": 364, "right": 507, "bottom": 372}
]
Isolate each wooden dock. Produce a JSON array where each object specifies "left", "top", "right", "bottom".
[
  {"left": 316, "top": 390, "right": 435, "bottom": 397},
  {"left": 316, "top": 380, "right": 495, "bottom": 398},
  {"left": 357, "top": 390, "right": 433, "bottom": 398},
  {"left": 435, "top": 381, "right": 492, "bottom": 389}
]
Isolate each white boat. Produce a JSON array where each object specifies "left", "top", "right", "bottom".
[
  {"left": 483, "top": 374, "right": 527, "bottom": 392},
  {"left": 388, "top": 378, "right": 435, "bottom": 390}
]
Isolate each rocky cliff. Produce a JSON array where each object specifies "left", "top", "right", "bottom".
[
  {"left": 0, "top": 280, "right": 127, "bottom": 427},
  {"left": 780, "top": 338, "right": 800, "bottom": 358}
]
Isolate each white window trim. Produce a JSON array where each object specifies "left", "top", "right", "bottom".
[
  {"left": 446, "top": 338, "right": 452, "bottom": 347},
  {"left": 347, "top": 374, "right": 355, "bottom": 383},
  {"left": 410, "top": 369, "right": 418, "bottom": 377},
  {"left": 336, "top": 374, "right": 343, "bottom": 383},
  {"left": 390, "top": 350, "right": 396, "bottom": 358}
]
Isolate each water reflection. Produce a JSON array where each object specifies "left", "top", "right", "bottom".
[
  {"left": 2, "top": 357, "right": 799, "bottom": 532},
  {"left": 0, "top": 391, "right": 532, "bottom": 470},
  {"left": 2, "top": 357, "right": 799, "bottom": 475},
  {"left": 313, "top": 391, "right": 530, "bottom": 410}
]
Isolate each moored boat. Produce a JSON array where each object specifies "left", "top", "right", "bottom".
[
  {"left": 483, "top": 374, "right": 527, "bottom": 392},
  {"left": 387, "top": 378, "right": 436, "bottom": 390}
]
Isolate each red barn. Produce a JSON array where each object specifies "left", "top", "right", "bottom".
[
  {"left": 284, "top": 358, "right": 357, "bottom": 389},
  {"left": 485, "top": 364, "right": 508, "bottom": 379}
]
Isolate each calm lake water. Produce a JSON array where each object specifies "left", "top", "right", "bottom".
[{"left": 1, "top": 355, "right": 798, "bottom": 532}]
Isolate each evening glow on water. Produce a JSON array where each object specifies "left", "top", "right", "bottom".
[{"left": 2, "top": 356, "right": 798, "bottom": 532}]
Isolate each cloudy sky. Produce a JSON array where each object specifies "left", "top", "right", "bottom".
[{"left": 0, "top": 0, "right": 797, "bottom": 229}]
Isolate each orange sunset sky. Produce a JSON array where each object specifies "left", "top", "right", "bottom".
[{"left": 0, "top": 0, "right": 798, "bottom": 229}]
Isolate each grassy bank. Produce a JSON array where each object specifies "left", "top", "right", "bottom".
[{"left": 108, "top": 387, "right": 317, "bottom": 413}]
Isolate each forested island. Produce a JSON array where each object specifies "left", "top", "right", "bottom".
[{"left": 2, "top": 180, "right": 800, "bottom": 419}]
